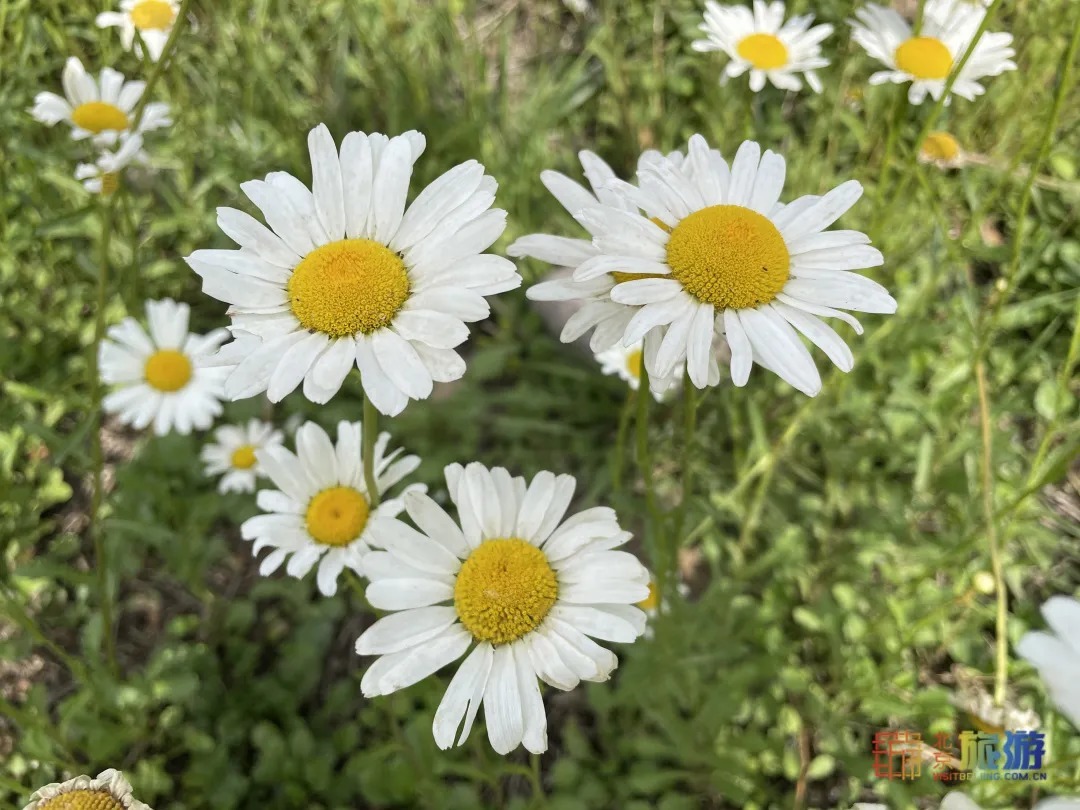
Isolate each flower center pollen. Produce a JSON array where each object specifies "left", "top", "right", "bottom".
[
  {"left": 625, "top": 348, "right": 643, "bottom": 380},
  {"left": 37, "top": 789, "right": 124, "bottom": 810},
  {"left": 144, "top": 349, "right": 192, "bottom": 392},
  {"left": 637, "top": 580, "right": 659, "bottom": 612},
  {"left": 231, "top": 445, "right": 257, "bottom": 469},
  {"left": 288, "top": 239, "right": 410, "bottom": 337},
  {"left": 71, "top": 102, "right": 130, "bottom": 134},
  {"left": 921, "top": 131, "right": 961, "bottom": 161},
  {"left": 737, "top": 33, "right": 789, "bottom": 70},
  {"left": 666, "top": 204, "right": 790, "bottom": 310},
  {"left": 306, "top": 486, "right": 369, "bottom": 547},
  {"left": 454, "top": 538, "right": 558, "bottom": 645},
  {"left": 894, "top": 36, "right": 953, "bottom": 80},
  {"left": 130, "top": 0, "right": 176, "bottom": 30}
]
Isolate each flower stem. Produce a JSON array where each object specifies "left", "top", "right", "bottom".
[
  {"left": 611, "top": 386, "right": 636, "bottom": 492},
  {"left": 129, "top": 0, "right": 195, "bottom": 127},
  {"left": 635, "top": 365, "right": 662, "bottom": 583},
  {"left": 671, "top": 373, "right": 697, "bottom": 571},
  {"left": 362, "top": 390, "right": 381, "bottom": 508}
]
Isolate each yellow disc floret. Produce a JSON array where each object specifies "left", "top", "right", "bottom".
[
  {"left": 144, "top": 349, "right": 192, "bottom": 392},
  {"left": 737, "top": 33, "right": 790, "bottom": 70},
  {"left": 921, "top": 131, "right": 961, "bottom": 162},
  {"left": 454, "top": 538, "right": 558, "bottom": 645},
  {"left": 894, "top": 36, "right": 953, "bottom": 80},
  {"left": 637, "top": 580, "right": 659, "bottom": 612},
  {"left": 231, "top": 445, "right": 258, "bottom": 469},
  {"left": 71, "top": 102, "right": 130, "bottom": 134},
  {"left": 37, "top": 790, "right": 123, "bottom": 810},
  {"left": 625, "top": 348, "right": 643, "bottom": 380},
  {"left": 130, "top": 0, "right": 176, "bottom": 30},
  {"left": 306, "top": 486, "right": 369, "bottom": 547},
  {"left": 288, "top": 239, "right": 410, "bottom": 337},
  {"left": 666, "top": 204, "right": 790, "bottom": 310},
  {"left": 99, "top": 172, "right": 120, "bottom": 196}
]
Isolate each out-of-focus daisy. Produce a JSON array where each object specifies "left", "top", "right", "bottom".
[
  {"left": 30, "top": 57, "right": 172, "bottom": 145},
  {"left": 596, "top": 340, "right": 680, "bottom": 400},
  {"left": 22, "top": 769, "right": 150, "bottom": 810},
  {"left": 849, "top": 2, "right": 1016, "bottom": 104},
  {"left": 241, "top": 420, "right": 422, "bottom": 597},
  {"left": 355, "top": 462, "right": 649, "bottom": 755},
  {"left": 567, "top": 135, "right": 895, "bottom": 396},
  {"left": 100, "top": 299, "right": 229, "bottom": 436},
  {"left": 97, "top": 0, "right": 180, "bottom": 62},
  {"left": 637, "top": 575, "right": 690, "bottom": 637},
  {"left": 74, "top": 133, "right": 148, "bottom": 195},
  {"left": 187, "top": 124, "right": 520, "bottom": 417},
  {"left": 1017, "top": 595, "right": 1080, "bottom": 729},
  {"left": 692, "top": 0, "right": 834, "bottom": 94},
  {"left": 200, "top": 419, "right": 284, "bottom": 494},
  {"left": 918, "top": 131, "right": 967, "bottom": 169}
]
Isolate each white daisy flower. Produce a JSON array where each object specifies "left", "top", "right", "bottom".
[
  {"left": 97, "top": 0, "right": 180, "bottom": 62},
  {"left": 74, "top": 133, "right": 149, "bottom": 195},
  {"left": 595, "top": 340, "right": 680, "bottom": 400},
  {"left": 942, "top": 794, "right": 1080, "bottom": 810},
  {"left": 200, "top": 419, "right": 284, "bottom": 494},
  {"left": 1017, "top": 595, "right": 1080, "bottom": 729},
  {"left": 241, "top": 420, "right": 423, "bottom": 597},
  {"left": 22, "top": 769, "right": 150, "bottom": 810},
  {"left": 692, "top": 0, "right": 834, "bottom": 94},
  {"left": 187, "top": 124, "right": 520, "bottom": 417},
  {"left": 636, "top": 575, "right": 690, "bottom": 638},
  {"left": 99, "top": 298, "right": 229, "bottom": 436},
  {"left": 354, "top": 462, "right": 649, "bottom": 755},
  {"left": 567, "top": 135, "right": 895, "bottom": 396},
  {"left": 849, "top": 2, "right": 1016, "bottom": 104},
  {"left": 30, "top": 57, "right": 172, "bottom": 145},
  {"left": 918, "top": 131, "right": 967, "bottom": 169}
]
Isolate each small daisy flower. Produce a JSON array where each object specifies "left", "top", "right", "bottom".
[
  {"left": 355, "top": 462, "right": 649, "bottom": 755},
  {"left": 74, "top": 133, "right": 148, "bottom": 195},
  {"left": 99, "top": 299, "right": 229, "bottom": 436},
  {"left": 567, "top": 135, "right": 895, "bottom": 396},
  {"left": 1017, "top": 595, "right": 1080, "bottom": 729},
  {"left": 636, "top": 575, "right": 690, "bottom": 637},
  {"left": 918, "top": 131, "right": 967, "bottom": 169},
  {"left": 849, "top": 2, "right": 1016, "bottom": 104},
  {"left": 241, "top": 420, "right": 423, "bottom": 597},
  {"left": 97, "top": 0, "right": 180, "bottom": 62},
  {"left": 187, "top": 124, "right": 520, "bottom": 417},
  {"left": 692, "top": 0, "right": 834, "bottom": 94},
  {"left": 22, "top": 769, "right": 150, "bottom": 810},
  {"left": 200, "top": 419, "right": 284, "bottom": 494},
  {"left": 30, "top": 57, "right": 172, "bottom": 145},
  {"left": 595, "top": 340, "right": 680, "bottom": 400}
]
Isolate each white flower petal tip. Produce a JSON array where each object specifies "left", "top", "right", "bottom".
[
  {"left": 1017, "top": 594, "right": 1080, "bottom": 729},
  {"left": 354, "top": 463, "right": 648, "bottom": 755}
]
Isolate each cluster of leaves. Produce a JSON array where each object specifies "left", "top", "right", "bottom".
[{"left": 1, "top": 0, "right": 1078, "bottom": 807}]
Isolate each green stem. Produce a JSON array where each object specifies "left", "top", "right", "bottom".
[
  {"left": 528, "top": 753, "right": 546, "bottom": 808},
  {"left": 671, "top": 373, "right": 697, "bottom": 568},
  {"left": 635, "top": 364, "right": 660, "bottom": 570},
  {"left": 611, "top": 387, "right": 636, "bottom": 492},
  {"left": 129, "top": 0, "right": 195, "bottom": 128},
  {"left": 362, "top": 390, "right": 381, "bottom": 508},
  {"left": 871, "top": 88, "right": 908, "bottom": 232}
]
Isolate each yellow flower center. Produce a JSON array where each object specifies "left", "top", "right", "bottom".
[
  {"left": 36, "top": 790, "right": 123, "bottom": 810},
  {"left": 71, "top": 102, "right": 130, "bottom": 134},
  {"left": 454, "top": 538, "right": 558, "bottom": 645},
  {"left": 894, "top": 36, "right": 953, "bottom": 80},
  {"left": 637, "top": 580, "right": 660, "bottom": 612},
  {"left": 736, "top": 33, "right": 789, "bottom": 70},
  {"left": 625, "top": 348, "right": 643, "bottom": 380},
  {"left": 666, "top": 204, "right": 790, "bottom": 310},
  {"left": 305, "top": 486, "right": 369, "bottom": 547},
  {"left": 130, "top": 0, "right": 176, "bottom": 30},
  {"left": 99, "top": 172, "right": 120, "bottom": 196},
  {"left": 230, "top": 445, "right": 258, "bottom": 470},
  {"left": 921, "top": 131, "right": 961, "bottom": 161},
  {"left": 144, "top": 349, "right": 192, "bottom": 392},
  {"left": 287, "top": 239, "right": 410, "bottom": 337}
]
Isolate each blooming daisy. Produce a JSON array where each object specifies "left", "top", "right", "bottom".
[
  {"left": 22, "top": 769, "right": 150, "bottom": 810},
  {"left": 849, "top": 2, "right": 1016, "bottom": 104},
  {"left": 187, "top": 124, "right": 520, "bottom": 416},
  {"left": 918, "top": 131, "right": 967, "bottom": 169},
  {"left": 1017, "top": 595, "right": 1080, "bottom": 729},
  {"left": 354, "top": 462, "right": 649, "bottom": 755},
  {"left": 30, "top": 57, "right": 172, "bottom": 145},
  {"left": 595, "top": 340, "right": 680, "bottom": 400},
  {"left": 240, "top": 420, "right": 422, "bottom": 597},
  {"left": 97, "top": 0, "right": 180, "bottom": 62},
  {"left": 100, "top": 299, "right": 229, "bottom": 436},
  {"left": 200, "top": 419, "right": 284, "bottom": 494},
  {"left": 692, "top": 0, "right": 834, "bottom": 94},
  {"left": 74, "top": 133, "right": 148, "bottom": 195},
  {"left": 566, "top": 135, "right": 895, "bottom": 396}
]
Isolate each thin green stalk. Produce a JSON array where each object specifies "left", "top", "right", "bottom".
[
  {"left": 129, "top": 0, "right": 195, "bottom": 127},
  {"left": 635, "top": 364, "right": 661, "bottom": 571},
  {"left": 612, "top": 387, "right": 636, "bottom": 492},
  {"left": 528, "top": 753, "right": 547, "bottom": 808},
  {"left": 671, "top": 373, "right": 697, "bottom": 561},
  {"left": 362, "top": 390, "right": 381, "bottom": 508},
  {"left": 871, "top": 89, "right": 908, "bottom": 232}
]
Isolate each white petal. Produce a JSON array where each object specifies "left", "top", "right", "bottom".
[
  {"left": 356, "top": 606, "right": 460, "bottom": 655},
  {"left": 483, "top": 645, "right": 524, "bottom": 755},
  {"left": 433, "top": 642, "right": 493, "bottom": 749},
  {"left": 308, "top": 123, "right": 346, "bottom": 241}
]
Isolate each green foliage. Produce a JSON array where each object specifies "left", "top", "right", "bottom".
[{"left": 1, "top": 0, "right": 1078, "bottom": 808}]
